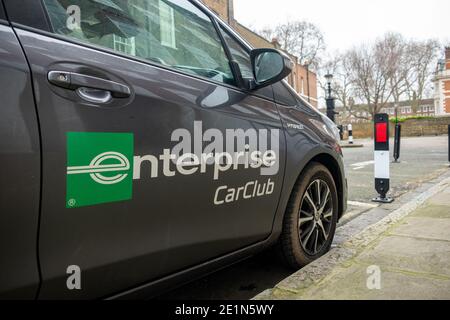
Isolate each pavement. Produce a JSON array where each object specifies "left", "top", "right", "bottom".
[{"left": 254, "top": 173, "right": 450, "bottom": 300}]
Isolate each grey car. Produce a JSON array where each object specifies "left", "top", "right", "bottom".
[{"left": 0, "top": 0, "right": 347, "bottom": 299}]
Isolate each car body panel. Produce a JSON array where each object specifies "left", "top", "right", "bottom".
[
  {"left": 0, "top": 2, "right": 5, "bottom": 21},
  {"left": 0, "top": 24, "right": 41, "bottom": 299},
  {"left": 12, "top": 28, "right": 286, "bottom": 299}
]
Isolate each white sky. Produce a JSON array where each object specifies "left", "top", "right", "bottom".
[{"left": 233, "top": 0, "right": 450, "bottom": 53}]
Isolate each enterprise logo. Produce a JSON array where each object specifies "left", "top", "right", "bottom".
[
  {"left": 67, "top": 151, "right": 131, "bottom": 185},
  {"left": 66, "top": 132, "right": 134, "bottom": 208}
]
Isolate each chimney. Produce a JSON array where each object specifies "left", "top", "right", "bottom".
[
  {"left": 446, "top": 47, "right": 450, "bottom": 61},
  {"left": 227, "top": 0, "right": 234, "bottom": 24},
  {"left": 271, "top": 38, "right": 281, "bottom": 49}
]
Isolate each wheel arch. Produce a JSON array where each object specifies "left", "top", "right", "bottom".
[
  {"left": 306, "top": 153, "right": 346, "bottom": 220},
  {"left": 267, "top": 148, "right": 347, "bottom": 247}
]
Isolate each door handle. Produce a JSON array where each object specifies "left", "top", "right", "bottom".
[{"left": 48, "top": 71, "right": 131, "bottom": 99}]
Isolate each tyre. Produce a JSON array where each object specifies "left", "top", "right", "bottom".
[{"left": 278, "top": 162, "right": 339, "bottom": 269}]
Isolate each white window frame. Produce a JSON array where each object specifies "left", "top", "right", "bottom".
[
  {"left": 113, "top": 34, "right": 136, "bottom": 56},
  {"left": 159, "top": 0, "right": 176, "bottom": 49}
]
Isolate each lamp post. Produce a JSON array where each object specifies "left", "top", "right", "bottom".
[
  {"left": 394, "top": 103, "right": 399, "bottom": 124},
  {"left": 325, "top": 73, "right": 337, "bottom": 123}
]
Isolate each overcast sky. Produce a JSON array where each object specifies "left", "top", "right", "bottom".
[{"left": 233, "top": 0, "right": 450, "bottom": 53}]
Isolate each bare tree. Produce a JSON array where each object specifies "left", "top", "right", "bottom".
[
  {"left": 321, "top": 33, "right": 441, "bottom": 121},
  {"left": 404, "top": 39, "right": 441, "bottom": 110},
  {"left": 320, "top": 53, "right": 355, "bottom": 120},
  {"left": 345, "top": 33, "right": 412, "bottom": 119},
  {"left": 384, "top": 33, "right": 410, "bottom": 106},
  {"left": 260, "top": 21, "right": 325, "bottom": 69}
]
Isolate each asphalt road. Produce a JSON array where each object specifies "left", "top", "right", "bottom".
[
  {"left": 158, "top": 135, "right": 450, "bottom": 300},
  {"left": 344, "top": 135, "right": 449, "bottom": 202}
]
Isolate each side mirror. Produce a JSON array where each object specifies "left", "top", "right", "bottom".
[{"left": 248, "top": 48, "right": 294, "bottom": 90}]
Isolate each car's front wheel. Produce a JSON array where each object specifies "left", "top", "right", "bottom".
[{"left": 278, "top": 162, "right": 338, "bottom": 269}]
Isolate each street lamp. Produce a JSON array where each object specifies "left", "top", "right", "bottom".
[
  {"left": 394, "top": 103, "right": 399, "bottom": 124},
  {"left": 325, "top": 73, "right": 333, "bottom": 97},
  {"left": 325, "top": 73, "right": 337, "bottom": 123}
]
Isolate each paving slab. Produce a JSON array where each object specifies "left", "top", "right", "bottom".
[
  {"left": 393, "top": 217, "right": 450, "bottom": 242},
  {"left": 356, "top": 235, "right": 450, "bottom": 277},
  {"left": 296, "top": 263, "right": 450, "bottom": 300},
  {"left": 428, "top": 192, "right": 450, "bottom": 206},
  {"left": 411, "top": 204, "right": 450, "bottom": 219}
]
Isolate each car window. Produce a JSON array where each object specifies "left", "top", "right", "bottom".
[
  {"left": 41, "top": 0, "right": 235, "bottom": 85},
  {"left": 0, "top": 3, "right": 5, "bottom": 21},
  {"left": 219, "top": 26, "right": 253, "bottom": 79}
]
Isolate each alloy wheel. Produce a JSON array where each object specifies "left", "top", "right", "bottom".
[{"left": 298, "top": 179, "right": 334, "bottom": 255}]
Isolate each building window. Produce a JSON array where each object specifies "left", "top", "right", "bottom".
[
  {"left": 424, "top": 106, "right": 434, "bottom": 113},
  {"left": 113, "top": 35, "right": 136, "bottom": 56},
  {"left": 292, "top": 72, "right": 297, "bottom": 91},
  {"left": 159, "top": 0, "right": 176, "bottom": 48}
]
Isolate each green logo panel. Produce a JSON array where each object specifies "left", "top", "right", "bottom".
[{"left": 66, "top": 132, "right": 134, "bottom": 208}]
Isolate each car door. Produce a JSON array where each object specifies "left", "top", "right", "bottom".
[
  {"left": 0, "top": 9, "right": 41, "bottom": 299},
  {"left": 4, "top": 0, "right": 285, "bottom": 298}
]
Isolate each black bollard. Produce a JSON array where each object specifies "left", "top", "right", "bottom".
[
  {"left": 393, "top": 124, "right": 401, "bottom": 163},
  {"left": 448, "top": 125, "right": 450, "bottom": 164},
  {"left": 338, "top": 125, "right": 344, "bottom": 141}
]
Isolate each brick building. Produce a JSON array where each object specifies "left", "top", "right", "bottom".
[
  {"left": 380, "top": 99, "right": 436, "bottom": 117},
  {"left": 434, "top": 47, "right": 450, "bottom": 115},
  {"left": 201, "top": 0, "right": 318, "bottom": 107},
  {"left": 330, "top": 98, "right": 436, "bottom": 125}
]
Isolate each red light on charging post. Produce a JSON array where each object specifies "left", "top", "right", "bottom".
[{"left": 375, "top": 123, "right": 388, "bottom": 143}]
